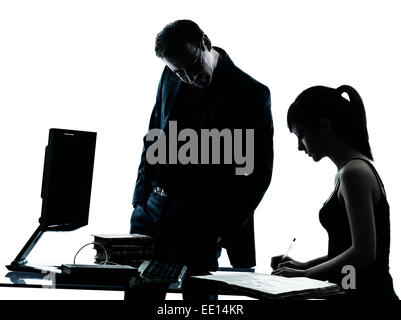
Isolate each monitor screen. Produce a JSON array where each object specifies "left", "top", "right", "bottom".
[{"left": 39, "top": 128, "right": 97, "bottom": 230}]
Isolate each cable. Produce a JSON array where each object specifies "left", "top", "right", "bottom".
[
  {"left": 99, "top": 260, "right": 120, "bottom": 266},
  {"left": 73, "top": 242, "right": 108, "bottom": 265}
]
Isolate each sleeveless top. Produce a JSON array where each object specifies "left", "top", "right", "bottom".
[{"left": 319, "top": 158, "right": 398, "bottom": 299}]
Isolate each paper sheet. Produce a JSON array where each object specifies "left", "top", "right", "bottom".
[{"left": 193, "top": 272, "right": 338, "bottom": 296}]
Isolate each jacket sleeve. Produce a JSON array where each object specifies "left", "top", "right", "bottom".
[
  {"left": 132, "top": 70, "right": 165, "bottom": 207},
  {"left": 214, "top": 86, "right": 273, "bottom": 240}
]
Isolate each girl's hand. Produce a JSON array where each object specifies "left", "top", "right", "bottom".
[
  {"left": 277, "top": 259, "right": 308, "bottom": 270},
  {"left": 270, "top": 255, "right": 293, "bottom": 270},
  {"left": 271, "top": 266, "right": 306, "bottom": 278}
]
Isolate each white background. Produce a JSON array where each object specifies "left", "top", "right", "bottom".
[{"left": 0, "top": 0, "right": 400, "bottom": 299}]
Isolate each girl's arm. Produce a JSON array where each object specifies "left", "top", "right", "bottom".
[{"left": 273, "top": 163, "right": 377, "bottom": 280}]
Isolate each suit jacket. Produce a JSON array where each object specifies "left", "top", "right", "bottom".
[{"left": 132, "top": 48, "right": 273, "bottom": 268}]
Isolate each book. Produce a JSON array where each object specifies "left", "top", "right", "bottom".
[
  {"left": 192, "top": 271, "right": 343, "bottom": 299},
  {"left": 93, "top": 234, "right": 155, "bottom": 245},
  {"left": 94, "top": 250, "right": 156, "bottom": 260},
  {"left": 92, "top": 234, "right": 157, "bottom": 267}
]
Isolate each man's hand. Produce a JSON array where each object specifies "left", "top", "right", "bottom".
[
  {"left": 217, "top": 236, "right": 233, "bottom": 248},
  {"left": 133, "top": 201, "right": 145, "bottom": 209}
]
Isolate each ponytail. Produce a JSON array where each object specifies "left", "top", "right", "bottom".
[{"left": 336, "top": 85, "right": 373, "bottom": 160}]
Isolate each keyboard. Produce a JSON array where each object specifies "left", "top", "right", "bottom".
[{"left": 138, "top": 260, "right": 187, "bottom": 283}]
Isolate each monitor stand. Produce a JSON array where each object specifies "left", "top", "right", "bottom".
[{"left": 6, "top": 225, "right": 49, "bottom": 273}]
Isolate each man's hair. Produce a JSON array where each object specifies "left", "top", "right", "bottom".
[{"left": 155, "top": 20, "right": 204, "bottom": 59}]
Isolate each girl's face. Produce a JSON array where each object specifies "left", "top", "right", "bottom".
[{"left": 290, "top": 122, "right": 328, "bottom": 162}]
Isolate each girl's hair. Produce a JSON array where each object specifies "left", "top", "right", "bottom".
[{"left": 287, "top": 85, "right": 373, "bottom": 160}]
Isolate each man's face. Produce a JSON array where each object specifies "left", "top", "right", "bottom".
[{"left": 163, "top": 41, "right": 215, "bottom": 89}]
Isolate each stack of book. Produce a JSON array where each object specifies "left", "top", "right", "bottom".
[{"left": 93, "top": 234, "right": 157, "bottom": 267}]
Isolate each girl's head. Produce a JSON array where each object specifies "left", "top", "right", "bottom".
[{"left": 287, "top": 85, "right": 373, "bottom": 161}]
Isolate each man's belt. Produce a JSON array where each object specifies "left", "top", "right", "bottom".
[{"left": 152, "top": 186, "right": 168, "bottom": 197}]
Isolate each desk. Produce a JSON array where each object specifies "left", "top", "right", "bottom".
[
  {"left": 0, "top": 266, "right": 246, "bottom": 299},
  {"left": 0, "top": 266, "right": 343, "bottom": 300}
]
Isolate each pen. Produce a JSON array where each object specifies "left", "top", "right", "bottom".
[{"left": 281, "top": 238, "right": 296, "bottom": 262}]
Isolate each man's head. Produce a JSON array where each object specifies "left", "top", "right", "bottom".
[{"left": 155, "top": 20, "right": 219, "bottom": 89}]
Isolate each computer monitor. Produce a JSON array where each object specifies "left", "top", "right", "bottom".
[
  {"left": 7, "top": 128, "right": 97, "bottom": 272},
  {"left": 40, "top": 128, "right": 97, "bottom": 230}
]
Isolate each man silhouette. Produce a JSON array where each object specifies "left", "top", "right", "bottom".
[{"left": 130, "top": 20, "right": 273, "bottom": 300}]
